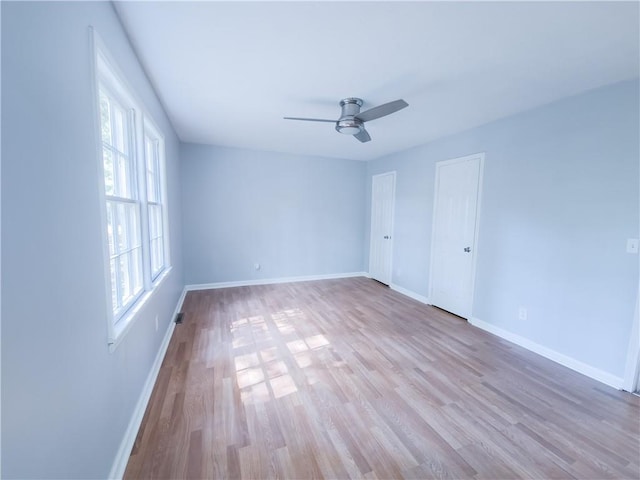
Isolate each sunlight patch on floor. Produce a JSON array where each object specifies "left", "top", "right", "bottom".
[{"left": 233, "top": 308, "right": 334, "bottom": 404}]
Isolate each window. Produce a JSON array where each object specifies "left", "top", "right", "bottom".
[
  {"left": 100, "top": 87, "right": 144, "bottom": 317},
  {"left": 144, "top": 124, "right": 167, "bottom": 279},
  {"left": 93, "top": 34, "right": 170, "bottom": 347}
]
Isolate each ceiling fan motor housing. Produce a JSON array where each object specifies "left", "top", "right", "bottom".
[
  {"left": 283, "top": 96, "right": 407, "bottom": 143},
  {"left": 336, "top": 98, "right": 364, "bottom": 135}
]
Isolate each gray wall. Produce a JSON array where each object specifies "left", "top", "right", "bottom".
[
  {"left": 2, "top": 2, "right": 184, "bottom": 478},
  {"left": 1, "top": 1, "right": 637, "bottom": 477},
  {"left": 366, "top": 79, "right": 639, "bottom": 379},
  {"left": 180, "top": 144, "right": 366, "bottom": 284}
]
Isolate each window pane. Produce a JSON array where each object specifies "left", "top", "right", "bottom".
[
  {"left": 119, "top": 254, "right": 132, "bottom": 304},
  {"left": 115, "top": 153, "right": 131, "bottom": 198},
  {"left": 156, "top": 206, "right": 163, "bottom": 238},
  {"left": 150, "top": 238, "right": 160, "bottom": 276},
  {"left": 106, "top": 201, "right": 115, "bottom": 256},
  {"left": 99, "top": 92, "right": 112, "bottom": 144},
  {"left": 145, "top": 138, "right": 154, "bottom": 172},
  {"left": 110, "top": 258, "right": 118, "bottom": 309},
  {"left": 158, "top": 238, "right": 164, "bottom": 271},
  {"left": 102, "top": 148, "right": 115, "bottom": 195},
  {"left": 148, "top": 204, "right": 157, "bottom": 238},
  {"left": 148, "top": 205, "right": 154, "bottom": 238},
  {"left": 127, "top": 203, "right": 141, "bottom": 249},
  {"left": 145, "top": 137, "right": 158, "bottom": 202},
  {"left": 150, "top": 238, "right": 158, "bottom": 274},
  {"left": 115, "top": 203, "right": 128, "bottom": 253},
  {"left": 154, "top": 237, "right": 164, "bottom": 274},
  {"left": 113, "top": 105, "right": 127, "bottom": 154},
  {"left": 147, "top": 171, "right": 157, "bottom": 203},
  {"left": 131, "top": 247, "right": 143, "bottom": 293}
]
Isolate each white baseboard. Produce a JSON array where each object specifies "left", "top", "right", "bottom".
[
  {"left": 185, "top": 271, "right": 368, "bottom": 291},
  {"left": 469, "top": 316, "right": 624, "bottom": 390},
  {"left": 108, "top": 287, "right": 187, "bottom": 480},
  {"left": 390, "top": 283, "right": 430, "bottom": 305},
  {"left": 622, "top": 296, "right": 639, "bottom": 392}
]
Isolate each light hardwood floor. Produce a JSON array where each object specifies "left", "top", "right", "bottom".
[{"left": 125, "top": 277, "right": 640, "bottom": 479}]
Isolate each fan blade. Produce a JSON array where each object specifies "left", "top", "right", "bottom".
[
  {"left": 283, "top": 117, "right": 336, "bottom": 123},
  {"left": 355, "top": 99, "right": 408, "bottom": 123},
  {"left": 354, "top": 128, "right": 371, "bottom": 143}
]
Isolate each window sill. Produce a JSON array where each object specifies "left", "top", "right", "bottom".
[{"left": 108, "top": 266, "right": 173, "bottom": 353}]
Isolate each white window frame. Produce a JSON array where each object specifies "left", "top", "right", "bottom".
[
  {"left": 143, "top": 119, "right": 170, "bottom": 281},
  {"left": 91, "top": 29, "right": 171, "bottom": 351},
  {"left": 100, "top": 83, "right": 145, "bottom": 319}
]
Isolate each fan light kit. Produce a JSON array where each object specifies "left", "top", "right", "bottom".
[{"left": 284, "top": 97, "right": 408, "bottom": 143}]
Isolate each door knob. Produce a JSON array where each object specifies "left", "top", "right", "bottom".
[{"left": 464, "top": 247, "right": 471, "bottom": 252}]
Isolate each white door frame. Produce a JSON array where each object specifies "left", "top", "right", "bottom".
[
  {"left": 369, "top": 171, "right": 396, "bottom": 285},
  {"left": 428, "top": 152, "right": 484, "bottom": 319}
]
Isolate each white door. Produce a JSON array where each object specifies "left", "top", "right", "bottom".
[
  {"left": 429, "top": 154, "right": 483, "bottom": 318},
  {"left": 369, "top": 172, "right": 395, "bottom": 285}
]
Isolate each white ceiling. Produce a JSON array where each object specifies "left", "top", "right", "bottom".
[{"left": 114, "top": 1, "right": 639, "bottom": 161}]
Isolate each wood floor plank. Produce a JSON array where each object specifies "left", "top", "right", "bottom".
[{"left": 124, "top": 277, "right": 640, "bottom": 479}]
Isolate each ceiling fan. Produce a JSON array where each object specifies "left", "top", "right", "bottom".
[{"left": 283, "top": 98, "right": 408, "bottom": 143}]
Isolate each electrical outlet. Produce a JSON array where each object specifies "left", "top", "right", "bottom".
[
  {"left": 518, "top": 307, "right": 527, "bottom": 321},
  {"left": 627, "top": 238, "right": 639, "bottom": 254},
  {"left": 155, "top": 315, "right": 159, "bottom": 331}
]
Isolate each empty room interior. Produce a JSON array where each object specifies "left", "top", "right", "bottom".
[{"left": 2, "top": 1, "right": 640, "bottom": 479}]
